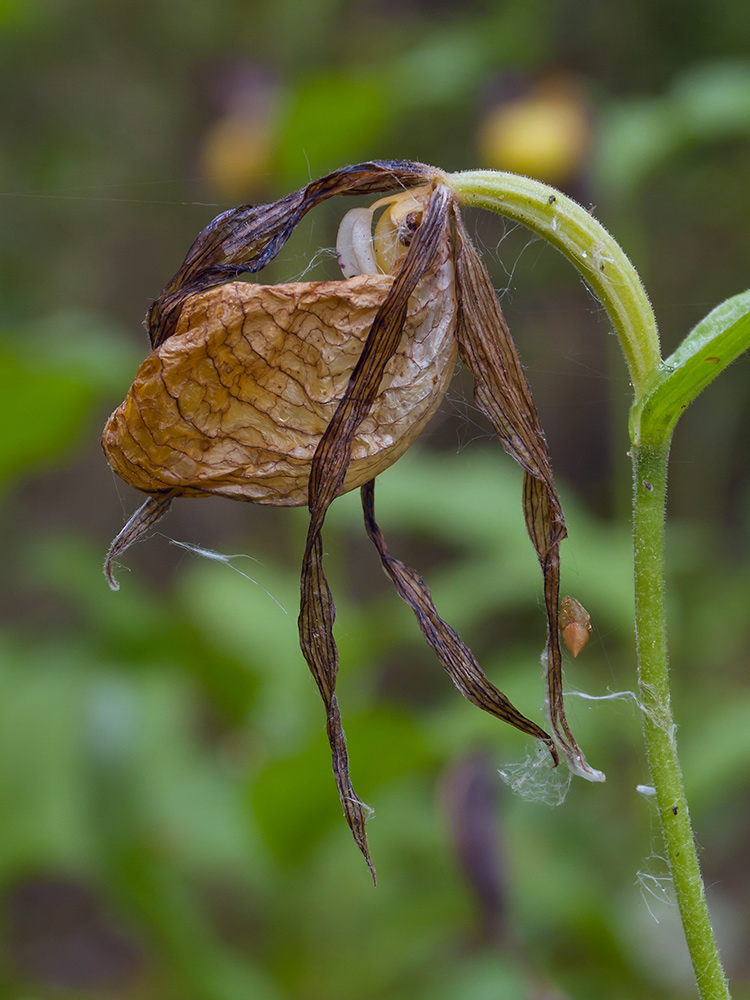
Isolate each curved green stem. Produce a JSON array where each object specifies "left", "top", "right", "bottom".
[
  {"left": 445, "top": 169, "right": 731, "bottom": 999},
  {"left": 444, "top": 169, "right": 661, "bottom": 410}
]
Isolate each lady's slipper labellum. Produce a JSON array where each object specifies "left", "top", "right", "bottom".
[
  {"left": 103, "top": 247, "right": 457, "bottom": 506},
  {"left": 102, "top": 160, "right": 602, "bottom": 881}
]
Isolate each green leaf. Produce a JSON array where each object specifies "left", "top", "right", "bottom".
[
  {"left": 597, "top": 61, "right": 750, "bottom": 195},
  {"left": 0, "top": 349, "right": 94, "bottom": 481},
  {"left": 0, "top": 310, "right": 142, "bottom": 484},
  {"left": 274, "top": 75, "right": 387, "bottom": 182},
  {"left": 634, "top": 289, "right": 750, "bottom": 441}
]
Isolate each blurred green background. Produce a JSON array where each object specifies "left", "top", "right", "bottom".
[{"left": 1, "top": 1, "right": 749, "bottom": 997}]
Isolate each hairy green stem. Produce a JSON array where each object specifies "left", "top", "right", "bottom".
[
  {"left": 444, "top": 169, "right": 661, "bottom": 406},
  {"left": 446, "top": 169, "right": 730, "bottom": 999},
  {"left": 634, "top": 440, "right": 730, "bottom": 1000}
]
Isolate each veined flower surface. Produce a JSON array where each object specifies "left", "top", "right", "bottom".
[
  {"left": 102, "top": 196, "right": 457, "bottom": 505},
  {"left": 102, "top": 160, "right": 601, "bottom": 882}
]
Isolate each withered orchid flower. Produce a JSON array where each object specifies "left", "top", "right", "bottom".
[{"left": 102, "top": 160, "right": 601, "bottom": 881}]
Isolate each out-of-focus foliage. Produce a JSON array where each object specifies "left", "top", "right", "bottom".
[{"left": 0, "top": 1, "right": 749, "bottom": 998}]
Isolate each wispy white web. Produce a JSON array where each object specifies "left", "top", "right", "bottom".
[{"left": 167, "top": 537, "right": 288, "bottom": 615}]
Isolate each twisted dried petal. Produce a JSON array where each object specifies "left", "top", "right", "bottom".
[
  {"left": 298, "top": 184, "right": 455, "bottom": 879},
  {"left": 148, "top": 160, "right": 441, "bottom": 348},
  {"left": 450, "top": 206, "right": 601, "bottom": 781},
  {"left": 103, "top": 495, "right": 173, "bottom": 590},
  {"left": 361, "top": 479, "right": 556, "bottom": 753}
]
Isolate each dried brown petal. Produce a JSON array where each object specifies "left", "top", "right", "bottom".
[
  {"left": 148, "top": 160, "right": 440, "bottom": 348},
  {"left": 559, "top": 595, "right": 592, "bottom": 658},
  {"left": 450, "top": 207, "right": 599, "bottom": 780},
  {"left": 362, "top": 479, "right": 556, "bottom": 755},
  {"left": 103, "top": 495, "right": 174, "bottom": 590},
  {"left": 298, "top": 184, "right": 455, "bottom": 880}
]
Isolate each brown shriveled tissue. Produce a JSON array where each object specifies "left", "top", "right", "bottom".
[
  {"left": 103, "top": 241, "right": 457, "bottom": 506},
  {"left": 102, "top": 160, "right": 600, "bottom": 881}
]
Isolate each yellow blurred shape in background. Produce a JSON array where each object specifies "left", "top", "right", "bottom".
[
  {"left": 479, "top": 76, "right": 590, "bottom": 185},
  {"left": 200, "top": 111, "right": 275, "bottom": 199}
]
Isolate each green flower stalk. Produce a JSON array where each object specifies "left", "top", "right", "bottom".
[{"left": 446, "top": 168, "right": 750, "bottom": 1000}]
